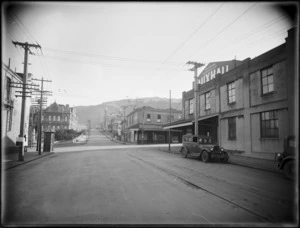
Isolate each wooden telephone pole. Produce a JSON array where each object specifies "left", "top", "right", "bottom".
[
  {"left": 186, "top": 61, "right": 205, "bottom": 136},
  {"left": 31, "top": 77, "right": 52, "bottom": 155},
  {"left": 12, "top": 41, "right": 41, "bottom": 161}
]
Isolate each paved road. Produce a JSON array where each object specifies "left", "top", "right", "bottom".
[{"left": 2, "top": 130, "right": 297, "bottom": 225}]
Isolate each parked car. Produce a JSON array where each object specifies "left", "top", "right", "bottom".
[
  {"left": 275, "top": 136, "right": 296, "bottom": 180},
  {"left": 180, "top": 133, "right": 229, "bottom": 163}
]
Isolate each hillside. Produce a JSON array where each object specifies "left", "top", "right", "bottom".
[{"left": 75, "top": 97, "right": 182, "bottom": 128}]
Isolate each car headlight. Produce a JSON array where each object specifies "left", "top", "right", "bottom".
[
  {"left": 221, "top": 148, "right": 224, "bottom": 151},
  {"left": 210, "top": 148, "right": 213, "bottom": 151}
]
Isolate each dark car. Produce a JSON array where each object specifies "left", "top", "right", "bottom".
[
  {"left": 180, "top": 133, "right": 229, "bottom": 163},
  {"left": 275, "top": 136, "right": 296, "bottom": 180}
]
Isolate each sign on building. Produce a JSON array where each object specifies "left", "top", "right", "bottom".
[{"left": 198, "top": 60, "right": 240, "bottom": 85}]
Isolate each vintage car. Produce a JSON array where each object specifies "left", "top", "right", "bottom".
[
  {"left": 180, "top": 133, "right": 229, "bottom": 163},
  {"left": 275, "top": 136, "right": 296, "bottom": 180}
]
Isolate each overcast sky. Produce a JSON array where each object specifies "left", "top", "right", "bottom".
[{"left": 2, "top": 2, "right": 295, "bottom": 107}]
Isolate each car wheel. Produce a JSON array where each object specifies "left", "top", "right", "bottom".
[
  {"left": 181, "top": 147, "right": 188, "bottom": 158},
  {"left": 283, "top": 160, "right": 295, "bottom": 180},
  {"left": 201, "top": 151, "right": 209, "bottom": 163}
]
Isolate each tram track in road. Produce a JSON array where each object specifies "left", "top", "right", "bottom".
[{"left": 127, "top": 152, "right": 274, "bottom": 223}]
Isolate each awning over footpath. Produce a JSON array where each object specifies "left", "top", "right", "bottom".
[
  {"left": 128, "top": 123, "right": 182, "bottom": 132},
  {"left": 163, "top": 119, "right": 193, "bottom": 130}
]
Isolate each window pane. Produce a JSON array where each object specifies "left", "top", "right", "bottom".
[
  {"left": 268, "top": 84, "right": 274, "bottom": 92},
  {"left": 263, "top": 86, "right": 268, "bottom": 94},
  {"left": 268, "top": 75, "right": 273, "bottom": 84},
  {"left": 268, "top": 67, "right": 273, "bottom": 75},
  {"left": 265, "top": 112, "right": 269, "bottom": 119},
  {"left": 262, "top": 77, "right": 268, "bottom": 86},
  {"left": 262, "top": 69, "right": 267, "bottom": 77},
  {"left": 232, "top": 89, "right": 235, "bottom": 95}
]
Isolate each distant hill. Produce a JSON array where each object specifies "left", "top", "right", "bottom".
[{"left": 75, "top": 97, "right": 182, "bottom": 128}]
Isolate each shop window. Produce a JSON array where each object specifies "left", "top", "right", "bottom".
[
  {"left": 228, "top": 117, "right": 236, "bottom": 140},
  {"left": 228, "top": 81, "right": 236, "bottom": 104},
  {"left": 261, "top": 110, "right": 279, "bottom": 138},
  {"left": 261, "top": 66, "right": 274, "bottom": 95}
]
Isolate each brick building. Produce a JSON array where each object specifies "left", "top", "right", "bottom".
[
  {"left": 164, "top": 27, "right": 298, "bottom": 160},
  {"left": 30, "top": 102, "right": 79, "bottom": 144},
  {"left": 126, "top": 106, "right": 182, "bottom": 144}
]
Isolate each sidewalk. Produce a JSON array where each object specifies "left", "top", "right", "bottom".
[
  {"left": 159, "top": 145, "right": 278, "bottom": 173},
  {"left": 2, "top": 146, "right": 54, "bottom": 170}
]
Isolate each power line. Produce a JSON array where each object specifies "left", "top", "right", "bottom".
[
  {"left": 189, "top": 2, "right": 258, "bottom": 59},
  {"left": 147, "top": 3, "right": 224, "bottom": 78},
  {"left": 162, "top": 3, "right": 224, "bottom": 64},
  {"left": 39, "top": 54, "right": 187, "bottom": 71},
  {"left": 43, "top": 47, "right": 181, "bottom": 65},
  {"left": 10, "top": 11, "right": 39, "bottom": 45}
]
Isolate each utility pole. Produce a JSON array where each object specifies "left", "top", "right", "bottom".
[
  {"left": 121, "top": 105, "right": 132, "bottom": 144},
  {"left": 186, "top": 61, "right": 205, "bottom": 136},
  {"left": 32, "top": 77, "right": 52, "bottom": 155},
  {"left": 12, "top": 41, "right": 41, "bottom": 161},
  {"left": 169, "top": 90, "right": 171, "bottom": 152}
]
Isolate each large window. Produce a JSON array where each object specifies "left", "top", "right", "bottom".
[
  {"left": 228, "top": 117, "right": 236, "bottom": 140},
  {"left": 157, "top": 114, "right": 161, "bottom": 123},
  {"left": 261, "top": 66, "right": 274, "bottom": 95},
  {"left": 205, "top": 92, "right": 211, "bottom": 110},
  {"left": 228, "top": 81, "right": 236, "bottom": 104},
  {"left": 189, "top": 99, "right": 194, "bottom": 114},
  {"left": 261, "top": 110, "right": 279, "bottom": 138}
]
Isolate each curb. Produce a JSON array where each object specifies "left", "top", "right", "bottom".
[
  {"left": 4, "top": 152, "right": 55, "bottom": 171},
  {"left": 158, "top": 147, "right": 277, "bottom": 173}
]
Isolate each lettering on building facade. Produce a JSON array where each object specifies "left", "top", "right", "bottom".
[{"left": 198, "top": 60, "right": 239, "bottom": 85}]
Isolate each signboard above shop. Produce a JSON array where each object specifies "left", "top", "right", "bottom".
[{"left": 198, "top": 60, "right": 241, "bottom": 85}]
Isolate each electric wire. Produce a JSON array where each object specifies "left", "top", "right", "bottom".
[
  {"left": 38, "top": 54, "right": 186, "bottom": 71},
  {"left": 43, "top": 47, "right": 181, "bottom": 66},
  {"left": 147, "top": 3, "right": 224, "bottom": 78},
  {"left": 189, "top": 2, "right": 258, "bottom": 60}
]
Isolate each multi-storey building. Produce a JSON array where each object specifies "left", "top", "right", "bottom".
[
  {"left": 2, "top": 61, "right": 31, "bottom": 153},
  {"left": 126, "top": 106, "right": 182, "bottom": 144},
  {"left": 164, "top": 27, "right": 297, "bottom": 160},
  {"left": 30, "top": 102, "right": 79, "bottom": 142}
]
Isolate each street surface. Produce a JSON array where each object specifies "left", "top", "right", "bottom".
[{"left": 2, "top": 129, "right": 297, "bottom": 225}]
